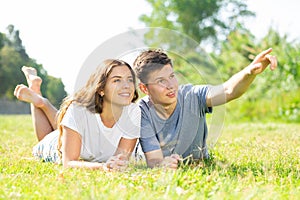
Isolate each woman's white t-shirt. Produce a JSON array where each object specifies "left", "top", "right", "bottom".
[{"left": 32, "top": 102, "right": 141, "bottom": 163}]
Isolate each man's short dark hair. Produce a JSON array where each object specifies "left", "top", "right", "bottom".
[{"left": 133, "top": 49, "right": 172, "bottom": 83}]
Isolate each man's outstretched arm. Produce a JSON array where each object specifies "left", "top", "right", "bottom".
[{"left": 206, "top": 48, "right": 277, "bottom": 107}]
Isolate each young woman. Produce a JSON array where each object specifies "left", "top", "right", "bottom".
[{"left": 14, "top": 59, "right": 141, "bottom": 170}]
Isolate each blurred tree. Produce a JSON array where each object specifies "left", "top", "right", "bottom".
[
  {"left": 0, "top": 45, "right": 25, "bottom": 98},
  {"left": 0, "top": 25, "right": 67, "bottom": 109},
  {"left": 0, "top": 32, "right": 4, "bottom": 50},
  {"left": 6, "top": 25, "right": 29, "bottom": 61},
  {"left": 140, "top": 0, "right": 254, "bottom": 48},
  {"left": 44, "top": 76, "right": 67, "bottom": 108},
  {"left": 211, "top": 25, "right": 256, "bottom": 81}
]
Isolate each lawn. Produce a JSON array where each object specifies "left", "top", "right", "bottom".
[{"left": 0, "top": 115, "right": 299, "bottom": 199}]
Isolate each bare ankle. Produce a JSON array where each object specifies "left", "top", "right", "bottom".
[
  {"left": 28, "top": 76, "right": 42, "bottom": 94},
  {"left": 14, "top": 84, "right": 44, "bottom": 107},
  {"left": 22, "top": 66, "right": 43, "bottom": 93}
]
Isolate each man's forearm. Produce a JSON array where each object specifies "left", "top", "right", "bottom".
[
  {"left": 223, "top": 66, "right": 256, "bottom": 102},
  {"left": 146, "top": 158, "right": 163, "bottom": 168}
]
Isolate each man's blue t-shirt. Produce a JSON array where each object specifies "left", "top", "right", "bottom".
[{"left": 138, "top": 84, "right": 212, "bottom": 159}]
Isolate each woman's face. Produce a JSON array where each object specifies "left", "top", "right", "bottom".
[{"left": 102, "top": 65, "right": 135, "bottom": 107}]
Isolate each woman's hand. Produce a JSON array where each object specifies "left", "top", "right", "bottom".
[{"left": 105, "top": 154, "right": 129, "bottom": 171}]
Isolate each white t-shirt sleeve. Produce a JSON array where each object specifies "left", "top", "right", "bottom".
[
  {"left": 119, "top": 103, "right": 141, "bottom": 139},
  {"left": 60, "top": 103, "right": 84, "bottom": 136}
]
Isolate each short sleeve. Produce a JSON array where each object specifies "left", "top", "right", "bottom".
[
  {"left": 193, "top": 85, "right": 212, "bottom": 114},
  {"left": 118, "top": 103, "right": 141, "bottom": 139},
  {"left": 139, "top": 100, "right": 161, "bottom": 153},
  {"left": 60, "top": 103, "right": 84, "bottom": 136}
]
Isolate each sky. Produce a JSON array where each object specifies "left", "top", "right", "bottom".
[{"left": 0, "top": 0, "right": 299, "bottom": 93}]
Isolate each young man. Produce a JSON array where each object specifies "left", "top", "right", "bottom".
[{"left": 133, "top": 48, "right": 277, "bottom": 169}]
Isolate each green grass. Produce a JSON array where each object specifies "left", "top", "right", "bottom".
[{"left": 1, "top": 115, "right": 299, "bottom": 199}]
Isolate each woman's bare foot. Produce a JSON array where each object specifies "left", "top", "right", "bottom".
[
  {"left": 22, "top": 66, "right": 42, "bottom": 94},
  {"left": 14, "top": 84, "right": 45, "bottom": 108}
]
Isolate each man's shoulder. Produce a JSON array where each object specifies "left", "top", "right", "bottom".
[
  {"left": 179, "top": 83, "right": 208, "bottom": 91},
  {"left": 179, "top": 84, "right": 209, "bottom": 95},
  {"left": 138, "top": 95, "right": 149, "bottom": 104},
  {"left": 178, "top": 84, "right": 193, "bottom": 93},
  {"left": 137, "top": 96, "right": 151, "bottom": 110}
]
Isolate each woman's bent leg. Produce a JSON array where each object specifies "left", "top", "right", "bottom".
[
  {"left": 21, "top": 66, "right": 58, "bottom": 130},
  {"left": 14, "top": 84, "right": 57, "bottom": 141}
]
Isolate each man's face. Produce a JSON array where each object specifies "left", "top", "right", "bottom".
[{"left": 141, "top": 64, "right": 179, "bottom": 107}]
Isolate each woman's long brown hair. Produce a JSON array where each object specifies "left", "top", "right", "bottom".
[{"left": 56, "top": 59, "right": 138, "bottom": 159}]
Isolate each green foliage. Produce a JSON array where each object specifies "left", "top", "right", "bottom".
[
  {"left": 44, "top": 76, "right": 67, "bottom": 108},
  {"left": 211, "top": 28, "right": 300, "bottom": 122},
  {"left": 171, "top": 50, "right": 222, "bottom": 86},
  {"left": 6, "top": 24, "right": 29, "bottom": 61},
  {"left": 140, "top": 0, "right": 254, "bottom": 47},
  {"left": 0, "top": 32, "right": 4, "bottom": 50},
  {"left": 210, "top": 25, "right": 256, "bottom": 80},
  {"left": 0, "top": 45, "right": 25, "bottom": 99},
  {"left": 0, "top": 25, "right": 67, "bottom": 109},
  {"left": 1, "top": 115, "right": 299, "bottom": 199}
]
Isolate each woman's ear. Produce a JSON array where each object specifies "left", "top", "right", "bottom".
[
  {"left": 139, "top": 83, "right": 148, "bottom": 95},
  {"left": 98, "top": 90, "right": 104, "bottom": 97}
]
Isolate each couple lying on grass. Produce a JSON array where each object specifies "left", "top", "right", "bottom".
[{"left": 14, "top": 48, "right": 277, "bottom": 171}]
